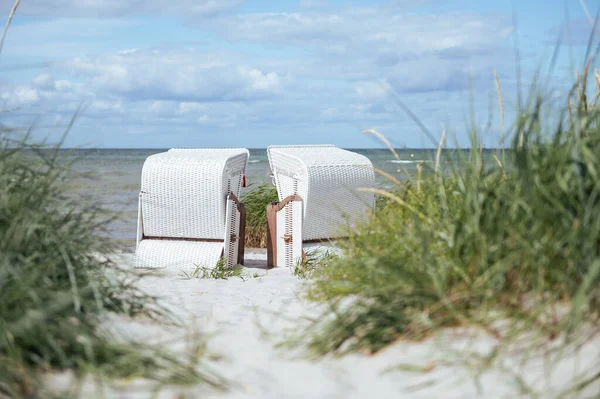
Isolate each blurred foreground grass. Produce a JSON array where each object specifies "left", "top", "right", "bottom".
[{"left": 0, "top": 134, "right": 224, "bottom": 398}]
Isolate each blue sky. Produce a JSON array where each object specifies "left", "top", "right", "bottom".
[{"left": 0, "top": 0, "right": 596, "bottom": 148}]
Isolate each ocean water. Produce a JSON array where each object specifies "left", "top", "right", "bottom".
[{"left": 61, "top": 148, "right": 496, "bottom": 250}]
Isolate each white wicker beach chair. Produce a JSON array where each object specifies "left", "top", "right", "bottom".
[
  {"left": 266, "top": 145, "right": 375, "bottom": 268},
  {"left": 135, "top": 148, "right": 249, "bottom": 269}
]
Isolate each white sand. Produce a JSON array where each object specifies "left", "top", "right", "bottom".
[{"left": 47, "top": 250, "right": 600, "bottom": 398}]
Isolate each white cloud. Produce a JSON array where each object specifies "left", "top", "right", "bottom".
[
  {"left": 55, "top": 80, "right": 78, "bottom": 92},
  {"left": 298, "top": 0, "right": 328, "bottom": 9},
  {"left": 320, "top": 103, "right": 392, "bottom": 122},
  {"left": 1, "top": 79, "right": 81, "bottom": 109},
  {"left": 0, "top": 18, "right": 147, "bottom": 59},
  {"left": 2, "top": 0, "right": 243, "bottom": 17},
  {"left": 209, "top": 8, "right": 512, "bottom": 57},
  {"left": 178, "top": 102, "right": 207, "bottom": 114},
  {"left": 386, "top": 58, "right": 474, "bottom": 92},
  {"left": 90, "top": 99, "right": 124, "bottom": 113},
  {"left": 60, "top": 49, "right": 283, "bottom": 102},
  {"left": 355, "top": 81, "right": 390, "bottom": 100},
  {"left": 9, "top": 86, "right": 41, "bottom": 106},
  {"left": 201, "top": 7, "right": 512, "bottom": 93},
  {"left": 239, "top": 67, "right": 281, "bottom": 92},
  {"left": 32, "top": 73, "right": 55, "bottom": 90},
  {"left": 29, "top": 73, "right": 87, "bottom": 98},
  {"left": 148, "top": 100, "right": 176, "bottom": 115}
]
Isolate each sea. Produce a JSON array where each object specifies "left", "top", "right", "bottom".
[{"left": 61, "top": 148, "right": 498, "bottom": 251}]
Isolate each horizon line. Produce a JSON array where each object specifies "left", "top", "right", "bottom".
[{"left": 53, "top": 147, "right": 507, "bottom": 151}]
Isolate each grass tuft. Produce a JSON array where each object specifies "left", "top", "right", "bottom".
[
  {"left": 293, "top": 249, "right": 339, "bottom": 280},
  {"left": 181, "top": 257, "right": 244, "bottom": 280}
]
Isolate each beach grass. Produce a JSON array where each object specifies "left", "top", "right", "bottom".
[
  {"left": 0, "top": 134, "right": 225, "bottom": 397},
  {"left": 180, "top": 257, "right": 244, "bottom": 280},
  {"left": 289, "top": 59, "right": 600, "bottom": 395},
  {"left": 293, "top": 250, "right": 340, "bottom": 280},
  {"left": 241, "top": 183, "right": 279, "bottom": 248}
]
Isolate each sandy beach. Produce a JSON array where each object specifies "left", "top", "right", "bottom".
[
  {"left": 44, "top": 249, "right": 600, "bottom": 399},
  {"left": 5, "top": 0, "right": 600, "bottom": 396}
]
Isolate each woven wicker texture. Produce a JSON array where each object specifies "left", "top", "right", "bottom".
[
  {"left": 268, "top": 145, "right": 375, "bottom": 241},
  {"left": 276, "top": 198, "right": 303, "bottom": 267},
  {"left": 224, "top": 194, "right": 241, "bottom": 269},
  {"left": 135, "top": 148, "right": 249, "bottom": 268},
  {"left": 140, "top": 149, "right": 247, "bottom": 239},
  {"left": 135, "top": 240, "right": 223, "bottom": 269}
]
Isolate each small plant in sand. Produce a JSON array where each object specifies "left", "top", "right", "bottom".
[
  {"left": 181, "top": 257, "right": 244, "bottom": 280},
  {"left": 293, "top": 249, "right": 339, "bottom": 280}
]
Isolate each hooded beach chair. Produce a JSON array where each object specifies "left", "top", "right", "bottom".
[
  {"left": 135, "top": 148, "right": 249, "bottom": 269},
  {"left": 266, "top": 145, "right": 375, "bottom": 268}
]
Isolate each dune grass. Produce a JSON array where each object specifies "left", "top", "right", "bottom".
[
  {"left": 0, "top": 134, "right": 225, "bottom": 397},
  {"left": 241, "top": 183, "right": 279, "bottom": 248},
  {"left": 290, "top": 59, "right": 600, "bottom": 395}
]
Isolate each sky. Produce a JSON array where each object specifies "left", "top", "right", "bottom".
[{"left": 0, "top": 0, "right": 597, "bottom": 148}]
